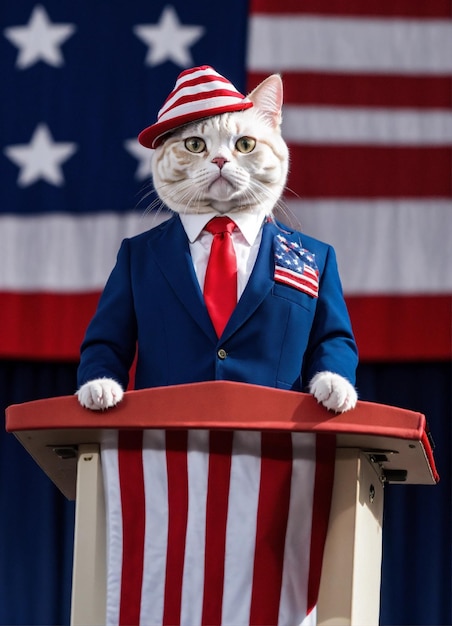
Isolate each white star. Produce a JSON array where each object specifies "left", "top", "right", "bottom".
[
  {"left": 134, "top": 5, "right": 205, "bottom": 68},
  {"left": 124, "top": 139, "right": 153, "bottom": 181},
  {"left": 4, "top": 5, "right": 76, "bottom": 69},
  {"left": 4, "top": 123, "right": 78, "bottom": 187}
]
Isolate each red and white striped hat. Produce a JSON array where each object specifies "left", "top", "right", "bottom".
[{"left": 138, "top": 65, "right": 253, "bottom": 149}]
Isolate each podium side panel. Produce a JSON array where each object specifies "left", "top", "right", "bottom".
[
  {"left": 317, "top": 449, "right": 383, "bottom": 626},
  {"left": 70, "top": 444, "right": 106, "bottom": 626},
  {"left": 352, "top": 451, "right": 384, "bottom": 625}
]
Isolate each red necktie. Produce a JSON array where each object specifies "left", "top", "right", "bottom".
[{"left": 203, "top": 216, "right": 237, "bottom": 337}]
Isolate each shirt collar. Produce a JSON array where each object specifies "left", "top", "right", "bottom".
[{"left": 179, "top": 211, "right": 266, "bottom": 246}]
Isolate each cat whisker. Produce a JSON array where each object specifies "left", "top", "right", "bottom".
[
  {"left": 157, "top": 181, "right": 208, "bottom": 216},
  {"left": 283, "top": 184, "right": 301, "bottom": 200},
  {"left": 133, "top": 182, "right": 168, "bottom": 222}
]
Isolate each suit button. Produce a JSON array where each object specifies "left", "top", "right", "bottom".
[{"left": 217, "top": 348, "right": 227, "bottom": 360}]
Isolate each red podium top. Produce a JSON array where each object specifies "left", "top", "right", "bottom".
[{"left": 6, "top": 381, "right": 438, "bottom": 498}]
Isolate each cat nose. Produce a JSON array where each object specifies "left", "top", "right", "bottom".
[{"left": 211, "top": 156, "right": 228, "bottom": 169}]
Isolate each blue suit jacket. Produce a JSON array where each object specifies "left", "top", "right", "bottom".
[{"left": 77, "top": 215, "right": 358, "bottom": 391}]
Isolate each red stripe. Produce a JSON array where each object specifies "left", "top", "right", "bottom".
[
  {"left": 0, "top": 292, "right": 451, "bottom": 362},
  {"left": 346, "top": 294, "right": 452, "bottom": 360},
  {"left": 174, "top": 66, "right": 228, "bottom": 86},
  {"left": 249, "top": 432, "right": 293, "bottom": 625},
  {"left": 171, "top": 73, "right": 231, "bottom": 97},
  {"left": 159, "top": 70, "right": 232, "bottom": 109},
  {"left": 163, "top": 430, "right": 189, "bottom": 626},
  {"left": 162, "top": 89, "right": 247, "bottom": 117},
  {"left": 250, "top": 0, "right": 452, "bottom": 17},
  {"left": 0, "top": 291, "right": 98, "bottom": 360},
  {"left": 201, "top": 431, "right": 234, "bottom": 626},
  {"left": 274, "top": 267, "right": 319, "bottom": 297},
  {"left": 287, "top": 145, "right": 452, "bottom": 198},
  {"left": 307, "top": 435, "right": 336, "bottom": 614},
  {"left": 248, "top": 71, "right": 452, "bottom": 110},
  {"left": 117, "top": 430, "right": 145, "bottom": 626}
]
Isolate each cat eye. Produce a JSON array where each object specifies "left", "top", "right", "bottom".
[
  {"left": 235, "top": 136, "right": 256, "bottom": 153},
  {"left": 184, "top": 137, "right": 206, "bottom": 153}
]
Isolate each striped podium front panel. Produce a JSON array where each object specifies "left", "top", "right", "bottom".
[{"left": 101, "top": 429, "right": 336, "bottom": 626}]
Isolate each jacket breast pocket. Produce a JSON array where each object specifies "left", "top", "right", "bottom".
[{"left": 272, "top": 283, "right": 317, "bottom": 313}]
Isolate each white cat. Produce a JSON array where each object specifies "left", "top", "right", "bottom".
[{"left": 77, "top": 69, "right": 357, "bottom": 413}]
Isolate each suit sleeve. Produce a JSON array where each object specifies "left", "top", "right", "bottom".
[
  {"left": 77, "top": 239, "right": 137, "bottom": 389},
  {"left": 302, "top": 244, "right": 358, "bottom": 386}
]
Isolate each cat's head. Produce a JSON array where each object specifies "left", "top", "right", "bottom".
[{"left": 148, "top": 74, "right": 289, "bottom": 218}]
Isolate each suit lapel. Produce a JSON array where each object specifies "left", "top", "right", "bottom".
[
  {"left": 147, "top": 215, "right": 217, "bottom": 342},
  {"left": 221, "top": 219, "right": 277, "bottom": 340}
]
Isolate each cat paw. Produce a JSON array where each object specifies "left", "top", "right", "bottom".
[
  {"left": 308, "top": 371, "right": 357, "bottom": 413},
  {"left": 77, "top": 378, "right": 124, "bottom": 411}
]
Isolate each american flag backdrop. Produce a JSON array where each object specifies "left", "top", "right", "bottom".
[{"left": 1, "top": 0, "right": 451, "bottom": 361}]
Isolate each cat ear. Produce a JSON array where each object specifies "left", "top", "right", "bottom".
[{"left": 247, "top": 74, "right": 283, "bottom": 128}]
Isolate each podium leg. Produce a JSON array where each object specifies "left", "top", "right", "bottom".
[
  {"left": 317, "top": 449, "right": 384, "bottom": 626},
  {"left": 70, "top": 444, "right": 106, "bottom": 626}
]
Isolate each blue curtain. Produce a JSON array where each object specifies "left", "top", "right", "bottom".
[
  {"left": 1, "top": 360, "right": 451, "bottom": 624},
  {"left": 357, "top": 363, "right": 452, "bottom": 626},
  {"left": 0, "top": 361, "right": 76, "bottom": 625}
]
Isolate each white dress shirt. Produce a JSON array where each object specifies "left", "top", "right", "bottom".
[{"left": 179, "top": 211, "right": 265, "bottom": 300}]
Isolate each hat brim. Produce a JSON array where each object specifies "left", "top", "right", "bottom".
[{"left": 138, "top": 101, "right": 254, "bottom": 149}]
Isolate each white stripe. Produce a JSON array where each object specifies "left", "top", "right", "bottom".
[
  {"left": 301, "top": 607, "right": 317, "bottom": 626},
  {"left": 248, "top": 16, "right": 452, "bottom": 74},
  {"left": 159, "top": 95, "right": 250, "bottom": 124},
  {"left": 2, "top": 201, "right": 451, "bottom": 296},
  {"left": 101, "top": 431, "right": 122, "bottom": 626},
  {"left": 283, "top": 200, "right": 452, "bottom": 294},
  {"left": 303, "top": 266, "right": 318, "bottom": 278},
  {"left": 278, "top": 433, "right": 316, "bottom": 626},
  {"left": 275, "top": 272, "right": 318, "bottom": 297},
  {"left": 0, "top": 211, "right": 170, "bottom": 291},
  {"left": 159, "top": 79, "right": 242, "bottom": 118},
  {"left": 276, "top": 266, "right": 318, "bottom": 290},
  {"left": 222, "top": 431, "right": 261, "bottom": 626},
  {"left": 172, "top": 66, "right": 225, "bottom": 91},
  {"left": 140, "top": 430, "right": 168, "bottom": 625},
  {"left": 283, "top": 106, "right": 452, "bottom": 146},
  {"left": 180, "top": 430, "right": 209, "bottom": 626}
]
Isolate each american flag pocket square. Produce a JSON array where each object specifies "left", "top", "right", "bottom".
[{"left": 273, "top": 234, "right": 319, "bottom": 298}]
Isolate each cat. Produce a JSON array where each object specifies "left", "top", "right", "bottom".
[{"left": 77, "top": 67, "right": 358, "bottom": 413}]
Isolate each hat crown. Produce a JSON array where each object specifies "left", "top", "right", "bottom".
[{"left": 138, "top": 65, "right": 253, "bottom": 149}]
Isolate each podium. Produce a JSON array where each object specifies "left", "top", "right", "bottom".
[{"left": 5, "top": 381, "right": 438, "bottom": 626}]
